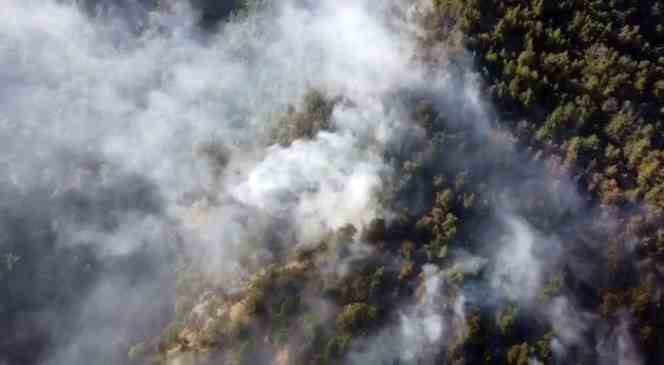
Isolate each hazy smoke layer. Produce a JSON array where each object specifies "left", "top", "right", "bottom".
[
  {"left": 0, "top": 0, "right": 424, "bottom": 363},
  {"left": 0, "top": 0, "right": 644, "bottom": 364}
]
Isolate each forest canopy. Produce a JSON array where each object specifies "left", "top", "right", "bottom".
[{"left": 1, "top": 1, "right": 663, "bottom": 365}]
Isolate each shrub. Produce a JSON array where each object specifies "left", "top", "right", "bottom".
[{"left": 336, "top": 303, "right": 378, "bottom": 333}]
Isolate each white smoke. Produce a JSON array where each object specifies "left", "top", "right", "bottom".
[
  {"left": 0, "top": 0, "right": 437, "bottom": 362},
  {"left": 0, "top": 0, "right": 645, "bottom": 364},
  {"left": 347, "top": 265, "right": 468, "bottom": 364},
  {"left": 491, "top": 217, "right": 561, "bottom": 303},
  {"left": 1, "top": 0, "right": 428, "bottom": 266},
  {"left": 596, "top": 314, "right": 644, "bottom": 365}
]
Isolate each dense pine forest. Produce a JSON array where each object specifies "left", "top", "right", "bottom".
[{"left": 1, "top": 1, "right": 662, "bottom": 364}]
